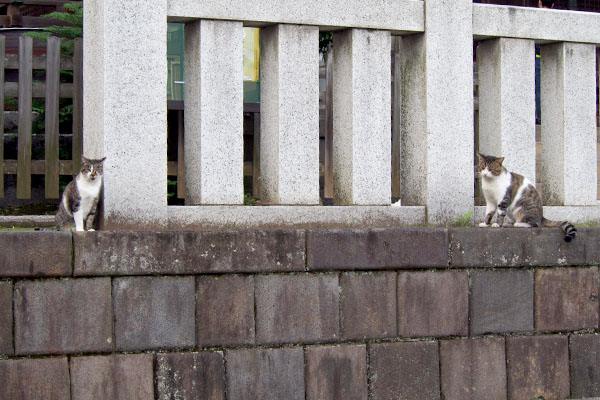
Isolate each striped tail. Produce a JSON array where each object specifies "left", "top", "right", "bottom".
[{"left": 542, "top": 218, "right": 577, "bottom": 242}]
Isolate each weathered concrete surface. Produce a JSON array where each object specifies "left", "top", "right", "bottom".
[
  {"left": 226, "top": 347, "right": 304, "bottom": 400},
  {"left": 535, "top": 267, "right": 599, "bottom": 332},
  {"left": 449, "top": 227, "right": 600, "bottom": 267},
  {"left": 260, "top": 24, "right": 319, "bottom": 205},
  {"left": 570, "top": 334, "right": 600, "bottom": 398},
  {"left": 397, "top": 271, "right": 468, "bottom": 337},
  {"left": 0, "top": 357, "right": 70, "bottom": 400},
  {"left": 0, "top": 281, "right": 12, "bottom": 355},
  {"left": 0, "top": 231, "right": 71, "bottom": 277},
  {"left": 305, "top": 345, "right": 367, "bottom": 400},
  {"left": 440, "top": 338, "right": 507, "bottom": 400},
  {"left": 255, "top": 274, "right": 339, "bottom": 344},
  {"left": 113, "top": 276, "right": 195, "bottom": 351},
  {"left": 369, "top": 341, "right": 440, "bottom": 400},
  {"left": 74, "top": 230, "right": 305, "bottom": 275},
  {"left": 167, "top": 0, "right": 425, "bottom": 33},
  {"left": 307, "top": 229, "right": 448, "bottom": 270},
  {"left": 470, "top": 270, "right": 533, "bottom": 335},
  {"left": 70, "top": 354, "right": 154, "bottom": 400},
  {"left": 156, "top": 352, "right": 225, "bottom": 400},
  {"left": 14, "top": 278, "right": 112, "bottom": 355},
  {"left": 340, "top": 272, "right": 396, "bottom": 340},
  {"left": 197, "top": 275, "right": 255, "bottom": 346},
  {"left": 506, "top": 336, "right": 570, "bottom": 400}
]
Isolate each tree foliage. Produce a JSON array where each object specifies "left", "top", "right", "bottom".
[{"left": 25, "top": 2, "right": 82, "bottom": 55}]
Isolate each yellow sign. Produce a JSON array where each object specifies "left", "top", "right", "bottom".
[{"left": 243, "top": 28, "right": 260, "bottom": 82}]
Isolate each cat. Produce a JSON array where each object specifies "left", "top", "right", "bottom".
[
  {"left": 55, "top": 156, "right": 106, "bottom": 232},
  {"left": 477, "top": 153, "right": 576, "bottom": 242}
]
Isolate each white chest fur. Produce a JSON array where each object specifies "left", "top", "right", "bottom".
[
  {"left": 481, "top": 172, "right": 512, "bottom": 206},
  {"left": 76, "top": 175, "right": 102, "bottom": 215}
]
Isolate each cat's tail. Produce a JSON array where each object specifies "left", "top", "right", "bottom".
[{"left": 542, "top": 218, "right": 577, "bottom": 242}]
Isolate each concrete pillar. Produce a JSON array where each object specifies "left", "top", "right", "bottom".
[
  {"left": 332, "top": 29, "right": 391, "bottom": 205},
  {"left": 84, "top": 0, "right": 167, "bottom": 228},
  {"left": 541, "top": 42, "right": 597, "bottom": 205},
  {"left": 184, "top": 20, "right": 244, "bottom": 205},
  {"left": 400, "top": 0, "right": 474, "bottom": 225},
  {"left": 478, "top": 38, "right": 536, "bottom": 181},
  {"left": 260, "top": 24, "right": 320, "bottom": 205}
]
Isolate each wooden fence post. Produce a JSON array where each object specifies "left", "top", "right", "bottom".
[
  {"left": 72, "top": 38, "right": 83, "bottom": 174},
  {"left": 17, "top": 36, "right": 32, "bottom": 199},
  {"left": 45, "top": 37, "right": 61, "bottom": 198},
  {"left": 0, "top": 36, "right": 4, "bottom": 199}
]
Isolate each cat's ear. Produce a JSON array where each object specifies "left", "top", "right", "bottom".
[
  {"left": 99, "top": 157, "right": 106, "bottom": 163},
  {"left": 497, "top": 157, "right": 505, "bottom": 165},
  {"left": 477, "top": 153, "right": 485, "bottom": 163},
  {"left": 81, "top": 156, "right": 90, "bottom": 164}
]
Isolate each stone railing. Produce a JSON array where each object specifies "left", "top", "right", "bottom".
[{"left": 84, "top": 0, "right": 600, "bottom": 229}]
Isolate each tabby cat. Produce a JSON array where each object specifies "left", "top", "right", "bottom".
[
  {"left": 55, "top": 156, "right": 106, "bottom": 231},
  {"left": 478, "top": 153, "right": 576, "bottom": 242}
]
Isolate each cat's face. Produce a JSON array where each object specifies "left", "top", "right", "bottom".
[
  {"left": 478, "top": 153, "right": 504, "bottom": 178},
  {"left": 81, "top": 156, "right": 106, "bottom": 181}
]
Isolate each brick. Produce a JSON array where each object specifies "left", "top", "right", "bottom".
[
  {"left": 70, "top": 354, "right": 154, "bottom": 400},
  {"left": 340, "top": 272, "right": 396, "bottom": 340},
  {"left": 0, "top": 232, "right": 72, "bottom": 277},
  {"left": 536, "top": 267, "right": 599, "bottom": 331},
  {"left": 571, "top": 334, "right": 600, "bottom": 398},
  {"left": 305, "top": 344, "right": 367, "bottom": 400},
  {"left": 255, "top": 274, "right": 339, "bottom": 344},
  {"left": 397, "top": 271, "right": 468, "bottom": 337},
  {"left": 113, "top": 276, "right": 195, "bottom": 351},
  {"left": 449, "top": 227, "right": 594, "bottom": 267},
  {"left": 369, "top": 341, "right": 440, "bottom": 400},
  {"left": 156, "top": 352, "right": 225, "bottom": 400},
  {"left": 197, "top": 275, "right": 254, "bottom": 346},
  {"left": 0, "top": 281, "right": 12, "bottom": 355},
  {"left": 74, "top": 230, "right": 305, "bottom": 275},
  {"left": 440, "top": 338, "right": 506, "bottom": 400},
  {"left": 227, "top": 347, "right": 304, "bottom": 400},
  {"left": 307, "top": 229, "right": 448, "bottom": 270},
  {"left": 506, "top": 335, "right": 570, "bottom": 400},
  {"left": 14, "top": 278, "right": 112, "bottom": 355},
  {"left": 0, "top": 357, "right": 70, "bottom": 399},
  {"left": 470, "top": 270, "right": 533, "bottom": 335}
]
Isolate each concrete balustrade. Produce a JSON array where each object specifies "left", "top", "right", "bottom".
[{"left": 84, "top": 0, "right": 600, "bottom": 228}]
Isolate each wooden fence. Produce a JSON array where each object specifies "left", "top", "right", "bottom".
[{"left": 0, "top": 35, "right": 82, "bottom": 199}]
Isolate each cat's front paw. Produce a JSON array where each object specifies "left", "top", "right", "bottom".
[
  {"left": 87, "top": 228, "right": 95, "bottom": 232},
  {"left": 491, "top": 223, "right": 500, "bottom": 228},
  {"left": 478, "top": 222, "right": 489, "bottom": 228}
]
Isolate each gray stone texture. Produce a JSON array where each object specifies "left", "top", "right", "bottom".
[
  {"left": 226, "top": 347, "right": 305, "bottom": 400},
  {"left": 570, "top": 334, "right": 600, "bottom": 398},
  {"left": 255, "top": 274, "right": 339, "bottom": 344},
  {"left": 74, "top": 230, "right": 305, "bottom": 275},
  {"left": 260, "top": 24, "right": 319, "bottom": 205},
  {"left": 84, "top": 0, "right": 168, "bottom": 228},
  {"left": 397, "top": 271, "right": 468, "bottom": 337},
  {"left": 156, "top": 352, "right": 225, "bottom": 400},
  {"left": 196, "top": 275, "right": 254, "bottom": 346},
  {"left": 449, "top": 227, "right": 595, "bottom": 267},
  {"left": 0, "top": 281, "right": 12, "bottom": 355},
  {"left": 307, "top": 229, "right": 448, "bottom": 270},
  {"left": 14, "top": 278, "right": 112, "bottom": 355},
  {"left": 473, "top": 3, "right": 600, "bottom": 44},
  {"left": 332, "top": 28, "right": 391, "bottom": 205},
  {"left": 0, "top": 231, "right": 71, "bottom": 277},
  {"left": 541, "top": 42, "right": 597, "bottom": 205},
  {"left": 506, "top": 335, "right": 570, "bottom": 400},
  {"left": 369, "top": 341, "right": 440, "bottom": 400},
  {"left": 168, "top": 0, "right": 425, "bottom": 33},
  {"left": 399, "top": 0, "right": 474, "bottom": 225},
  {"left": 113, "top": 276, "right": 195, "bottom": 351},
  {"left": 478, "top": 38, "right": 536, "bottom": 181},
  {"left": 305, "top": 344, "right": 368, "bottom": 400},
  {"left": 340, "top": 272, "right": 396, "bottom": 340},
  {"left": 470, "top": 270, "right": 533, "bottom": 335},
  {"left": 70, "top": 354, "right": 154, "bottom": 400},
  {"left": 440, "top": 338, "right": 507, "bottom": 400},
  {"left": 0, "top": 357, "right": 70, "bottom": 400},
  {"left": 184, "top": 19, "right": 243, "bottom": 204},
  {"left": 535, "top": 267, "right": 599, "bottom": 331}
]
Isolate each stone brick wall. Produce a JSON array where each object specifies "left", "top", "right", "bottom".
[{"left": 1, "top": 228, "right": 600, "bottom": 399}]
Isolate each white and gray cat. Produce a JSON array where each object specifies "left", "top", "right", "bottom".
[
  {"left": 55, "top": 156, "right": 106, "bottom": 231},
  {"left": 478, "top": 153, "right": 576, "bottom": 242}
]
